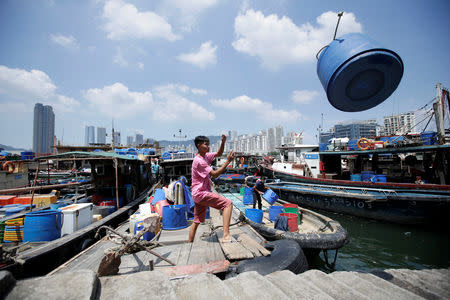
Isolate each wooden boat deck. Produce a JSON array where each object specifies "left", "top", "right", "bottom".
[{"left": 50, "top": 204, "right": 269, "bottom": 277}]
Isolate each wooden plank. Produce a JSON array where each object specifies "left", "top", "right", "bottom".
[
  {"left": 236, "top": 233, "right": 270, "bottom": 257},
  {"left": 158, "top": 260, "right": 230, "bottom": 277},
  {"left": 216, "top": 229, "right": 254, "bottom": 260}
]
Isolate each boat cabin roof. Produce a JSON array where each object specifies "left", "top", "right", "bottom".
[{"left": 35, "top": 151, "right": 139, "bottom": 161}]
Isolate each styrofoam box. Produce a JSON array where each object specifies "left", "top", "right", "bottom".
[{"left": 60, "top": 203, "right": 94, "bottom": 236}]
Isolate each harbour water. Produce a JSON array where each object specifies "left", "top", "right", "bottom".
[{"left": 310, "top": 210, "right": 450, "bottom": 272}]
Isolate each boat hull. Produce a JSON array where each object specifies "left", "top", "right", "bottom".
[
  {"left": 262, "top": 164, "right": 450, "bottom": 195},
  {"left": 268, "top": 182, "right": 450, "bottom": 225}
]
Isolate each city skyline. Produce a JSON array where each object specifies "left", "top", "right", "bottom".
[{"left": 1, "top": 1, "right": 448, "bottom": 149}]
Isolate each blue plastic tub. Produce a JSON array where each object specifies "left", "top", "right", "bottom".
[
  {"left": 134, "top": 221, "right": 155, "bottom": 241},
  {"left": 245, "top": 208, "right": 263, "bottom": 224},
  {"left": 317, "top": 33, "right": 403, "bottom": 112},
  {"left": 244, "top": 187, "right": 253, "bottom": 195},
  {"left": 269, "top": 206, "right": 284, "bottom": 222},
  {"left": 23, "top": 210, "right": 62, "bottom": 242},
  {"left": 350, "top": 174, "right": 362, "bottom": 181},
  {"left": 361, "top": 171, "right": 375, "bottom": 182},
  {"left": 243, "top": 193, "right": 254, "bottom": 205},
  {"left": 262, "top": 190, "right": 279, "bottom": 205},
  {"left": 162, "top": 205, "right": 188, "bottom": 230}
]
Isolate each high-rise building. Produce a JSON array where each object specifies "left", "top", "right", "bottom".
[
  {"left": 135, "top": 133, "right": 144, "bottom": 146},
  {"left": 127, "top": 136, "right": 134, "bottom": 146},
  {"left": 112, "top": 131, "right": 121, "bottom": 146},
  {"left": 33, "top": 103, "right": 55, "bottom": 154},
  {"left": 334, "top": 119, "right": 378, "bottom": 140},
  {"left": 267, "top": 128, "right": 276, "bottom": 152},
  {"left": 97, "top": 127, "right": 106, "bottom": 144},
  {"left": 85, "top": 126, "right": 95, "bottom": 146},
  {"left": 383, "top": 112, "right": 416, "bottom": 135},
  {"left": 275, "top": 125, "right": 284, "bottom": 148}
]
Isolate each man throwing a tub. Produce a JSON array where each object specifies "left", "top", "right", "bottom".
[{"left": 188, "top": 134, "right": 235, "bottom": 243}]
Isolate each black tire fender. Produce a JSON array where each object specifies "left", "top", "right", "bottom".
[{"left": 235, "top": 239, "right": 308, "bottom": 276}]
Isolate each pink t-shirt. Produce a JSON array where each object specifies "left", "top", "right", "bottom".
[{"left": 191, "top": 152, "right": 217, "bottom": 201}]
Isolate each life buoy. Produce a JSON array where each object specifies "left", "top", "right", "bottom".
[
  {"left": 2, "top": 161, "right": 15, "bottom": 173},
  {"left": 357, "top": 138, "right": 372, "bottom": 150}
]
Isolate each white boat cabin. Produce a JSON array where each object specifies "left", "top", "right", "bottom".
[{"left": 273, "top": 144, "right": 321, "bottom": 178}]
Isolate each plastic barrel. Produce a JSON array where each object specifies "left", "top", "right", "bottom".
[
  {"left": 283, "top": 203, "right": 298, "bottom": 209},
  {"left": 350, "top": 174, "right": 362, "bottom": 181},
  {"left": 361, "top": 171, "right": 375, "bottom": 182},
  {"left": 269, "top": 206, "right": 284, "bottom": 222},
  {"left": 134, "top": 221, "right": 155, "bottom": 241},
  {"left": 23, "top": 210, "right": 62, "bottom": 242},
  {"left": 279, "top": 213, "right": 298, "bottom": 232},
  {"left": 243, "top": 193, "right": 254, "bottom": 205},
  {"left": 162, "top": 205, "right": 188, "bottom": 230},
  {"left": 245, "top": 208, "right": 263, "bottom": 224},
  {"left": 317, "top": 33, "right": 403, "bottom": 112},
  {"left": 283, "top": 207, "right": 302, "bottom": 224},
  {"left": 262, "top": 190, "right": 279, "bottom": 205}
]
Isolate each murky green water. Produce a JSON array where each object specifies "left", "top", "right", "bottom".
[{"left": 309, "top": 211, "right": 450, "bottom": 272}]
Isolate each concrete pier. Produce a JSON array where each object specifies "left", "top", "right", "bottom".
[{"left": 2, "top": 267, "right": 449, "bottom": 299}]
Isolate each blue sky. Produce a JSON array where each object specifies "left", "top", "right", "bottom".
[{"left": 1, "top": 0, "right": 449, "bottom": 149}]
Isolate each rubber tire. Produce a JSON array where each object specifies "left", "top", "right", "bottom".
[{"left": 235, "top": 239, "right": 308, "bottom": 276}]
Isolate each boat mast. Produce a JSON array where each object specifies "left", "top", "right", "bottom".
[{"left": 434, "top": 83, "right": 445, "bottom": 145}]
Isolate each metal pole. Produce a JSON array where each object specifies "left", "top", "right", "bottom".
[
  {"left": 435, "top": 83, "right": 445, "bottom": 145},
  {"left": 30, "top": 161, "right": 40, "bottom": 212},
  {"left": 114, "top": 158, "right": 120, "bottom": 209}
]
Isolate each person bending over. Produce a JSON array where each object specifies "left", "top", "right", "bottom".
[
  {"left": 253, "top": 176, "right": 267, "bottom": 210},
  {"left": 188, "top": 134, "right": 235, "bottom": 243}
]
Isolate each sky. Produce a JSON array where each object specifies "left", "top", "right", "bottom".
[{"left": 0, "top": 0, "right": 449, "bottom": 149}]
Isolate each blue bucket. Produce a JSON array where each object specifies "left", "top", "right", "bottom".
[
  {"left": 162, "top": 205, "right": 188, "bottom": 230},
  {"left": 361, "top": 171, "right": 375, "bottom": 182},
  {"left": 317, "top": 33, "right": 403, "bottom": 112},
  {"left": 245, "top": 208, "right": 263, "bottom": 224},
  {"left": 244, "top": 187, "right": 253, "bottom": 195},
  {"left": 243, "top": 193, "right": 254, "bottom": 205},
  {"left": 134, "top": 221, "right": 155, "bottom": 241},
  {"left": 262, "top": 190, "right": 279, "bottom": 205},
  {"left": 350, "top": 174, "right": 362, "bottom": 181},
  {"left": 23, "top": 210, "right": 62, "bottom": 242},
  {"left": 269, "top": 206, "right": 284, "bottom": 222}
]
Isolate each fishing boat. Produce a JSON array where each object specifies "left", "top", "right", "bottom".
[
  {"left": 267, "top": 181, "right": 450, "bottom": 225},
  {"left": 0, "top": 151, "right": 154, "bottom": 279},
  {"left": 217, "top": 185, "right": 348, "bottom": 264}
]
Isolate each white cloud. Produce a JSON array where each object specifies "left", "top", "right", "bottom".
[
  {"left": 0, "top": 65, "right": 56, "bottom": 100},
  {"left": 113, "top": 47, "right": 128, "bottom": 67},
  {"left": 83, "top": 83, "right": 154, "bottom": 119},
  {"left": 232, "top": 10, "right": 362, "bottom": 70},
  {"left": 292, "top": 90, "right": 319, "bottom": 104},
  {"left": 177, "top": 41, "right": 217, "bottom": 68},
  {"left": 158, "top": 0, "right": 219, "bottom": 32},
  {"left": 83, "top": 82, "right": 214, "bottom": 121},
  {"left": 210, "top": 95, "right": 302, "bottom": 122},
  {"left": 192, "top": 88, "right": 207, "bottom": 95},
  {"left": 152, "top": 84, "right": 215, "bottom": 121},
  {"left": 50, "top": 34, "right": 79, "bottom": 51},
  {"left": 138, "top": 62, "right": 144, "bottom": 69},
  {"left": 0, "top": 65, "right": 80, "bottom": 113},
  {"left": 102, "top": 0, "right": 180, "bottom": 41}
]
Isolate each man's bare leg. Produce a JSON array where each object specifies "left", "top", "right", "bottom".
[
  {"left": 221, "top": 204, "right": 233, "bottom": 242},
  {"left": 188, "top": 222, "right": 200, "bottom": 243}
]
